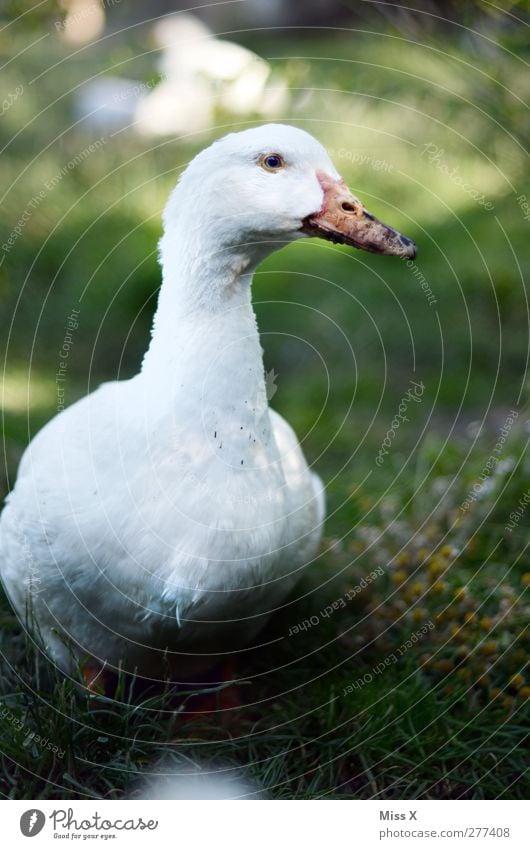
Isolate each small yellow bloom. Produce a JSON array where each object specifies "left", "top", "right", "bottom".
[
  {"left": 464, "top": 611, "right": 476, "bottom": 625},
  {"left": 518, "top": 686, "right": 530, "bottom": 699},
  {"left": 392, "top": 570, "right": 407, "bottom": 585},
  {"left": 417, "top": 547, "right": 430, "bottom": 562},
  {"left": 479, "top": 617, "right": 493, "bottom": 630},
  {"left": 396, "top": 551, "right": 411, "bottom": 567},
  {"left": 479, "top": 640, "right": 498, "bottom": 656},
  {"left": 509, "top": 674, "right": 525, "bottom": 690},
  {"left": 427, "top": 558, "right": 445, "bottom": 578},
  {"left": 454, "top": 587, "right": 467, "bottom": 602},
  {"left": 522, "top": 573, "right": 530, "bottom": 586},
  {"left": 490, "top": 687, "right": 502, "bottom": 699},
  {"left": 440, "top": 545, "right": 454, "bottom": 557},
  {"left": 431, "top": 580, "right": 446, "bottom": 594}
]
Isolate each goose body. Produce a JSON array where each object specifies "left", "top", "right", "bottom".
[{"left": 0, "top": 125, "right": 415, "bottom": 678}]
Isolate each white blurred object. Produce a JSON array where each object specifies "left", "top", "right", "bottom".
[
  {"left": 135, "top": 77, "right": 213, "bottom": 137},
  {"left": 138, "top": 13, "right": 288, "bottom": 136},
  {"left": 136, "top": 759, "right": 261, "bottom": 800},
  {"left": 75, "top": 77, "right": 147, "bottom": 131},
  {"left": 74, "top": 13, "right": 288, "bottom": 136}
]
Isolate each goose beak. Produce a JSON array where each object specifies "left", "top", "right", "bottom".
[{"left": 301, "top": 172, "right": 416, "bottom": 259}]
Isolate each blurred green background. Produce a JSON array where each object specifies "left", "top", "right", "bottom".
[{"left": 0, "top": 0, "right": 529, "bottom": 800}]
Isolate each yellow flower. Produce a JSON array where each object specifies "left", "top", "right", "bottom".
[
  {"left": 490, "top": 687, "right": 502, "bottom": 699},
  {"left": 417, "top": 547, "right": 430, "bottom": 562},
  {"left": 392, "top": 570, "right": 407, "bottom": 585},
  {"left": 453, "top": 587, "right": 467, "bottom": 602},
  {"left": 509, "top": 674, "right": 525, "bottom": 690},
  {"left": 518, "top": 686, "right": 530, "bottom": 699},
  {"left": 431, "top": 580, "right": 446, "bottom": 594},
  {"left": 427, "top": 557, "right": 445, "bottom": 578},
  {"left": 412, "top": 608, "right": 427, "bottom": 623},
  {"left": 464, "top": 611, "right": 476, "bottom": 625},
  {"left": 479, "top": 617, "right": 493, "bottom": 630},
  {"left": 479, "top": 640, "right": 498, "bottom": 656},
  {"left": 440, "top": 545, "right": 454, "bottom": 557},
  {"left": 522, "top": 573, "right": 530, "bottom": 586},
  {"left": 396, "top": 551, "right": 411, "bottom": 567}
]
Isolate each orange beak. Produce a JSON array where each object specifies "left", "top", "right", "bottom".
[{"left": 301, "top": 173, "right": 416, "bottom": 259}]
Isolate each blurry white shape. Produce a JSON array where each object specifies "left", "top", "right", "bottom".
[
  {"left": 74, "top": 13, "right": 289, "bottom": 137},
  {"left": 58, "top": 0, "right": 105, "bottom": 45},
  {"left": 136, "top": 758, "right": 261, "bottom": 800},
  {"left": 495, "top": 457, "right": 515, "bottom": 475},
  {"left": 75, "top": 77, "right": 145, "bottom": 131},
  {"left": 137, "top": 13, "right": 288, "bottom": 136},
  {"left": 466, "top": 420, "right": 482, "bottom": 439},
  {"left": 135, "top": 77, "right": 213, "bottom": 137}
]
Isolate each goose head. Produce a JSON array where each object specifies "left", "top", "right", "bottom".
[{"left": 162, "top": 124, "right": 416, "bottom": 266}]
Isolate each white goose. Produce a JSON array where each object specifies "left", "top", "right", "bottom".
[{"left": 0, "top": 125, "right": 415, "bottom": 683}]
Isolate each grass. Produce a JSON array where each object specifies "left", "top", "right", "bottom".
[{"left": 1, "top": 8, "right": 529, "bottom": 798}]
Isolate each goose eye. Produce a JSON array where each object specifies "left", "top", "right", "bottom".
[{"left": 260, "top": 153, "right": 284, "bottom": 172}]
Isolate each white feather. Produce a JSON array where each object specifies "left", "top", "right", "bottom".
[{"left": 0, "top": 125, "right": 330, "bottom": 678}]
